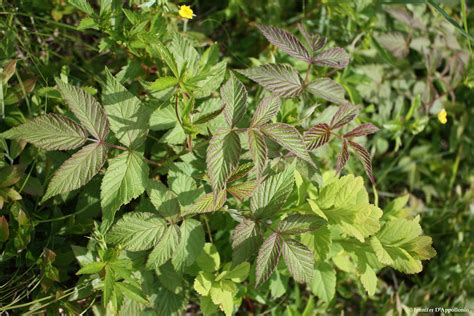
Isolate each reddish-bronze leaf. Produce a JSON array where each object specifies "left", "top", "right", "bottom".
[
  {"left": 304, "top": 123, "right": 331, "bottom": 151},
  {"left": 344, "top": 123, "right": 379, "bottom": 138},
  {"left": 330, "top": 102, "right": 359, "bottom": 129},
  {"left": 348, "top": 141, "right": 375, "bottom": 184},
  {"left": 336, "top": 139, "right": 349, "bottom": 173}
]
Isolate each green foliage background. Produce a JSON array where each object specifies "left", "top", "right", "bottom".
[{"left": 0, "top": 0, "right": 473, "bottom": 314}]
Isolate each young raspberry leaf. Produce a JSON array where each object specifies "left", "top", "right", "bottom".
[
  {"left": 348, "top": 140, "right": 375, "bottom": 184},
  {"left": 330, "top": 102, "right": 359, "bottom": 129},
  {"left": 314, "top": 47, "right": 350, "bottom": 69},
  {"left": 221, "top": 73, "right": 248, "bottom": 127},
  {"left": 306, "top": 78, "right": 345, "bottom": 104},
  {"left": 237, "top": 64, "right": 304, "bottom": 97},
  {"left": 304, "top": 123, "right": 331, "bottom": 151},
  {"left": 256, "top": 24, "right": 312, "bottom": 63},
  {"left": 256, "top": 233, "right": 282, "bottom": 286},
  {"left": 344, "top": 123, "right": 379, "bottom": 138},
  {"left": 251, "top": 96, "right": 281, "bottom": 127}
]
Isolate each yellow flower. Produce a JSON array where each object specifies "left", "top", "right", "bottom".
[
  {"left": 178, "top": 5, "right": 194, "bottom": 20},
  {"left": 437, "top": 109, "right": 448, "bottom": 124}
]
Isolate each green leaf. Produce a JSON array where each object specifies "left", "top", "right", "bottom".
[
  {"left": 42, "top": 142, "right": 107, "bottom": 202},
  {"left": 256, "top": 233, "right": 282, "bottom": 286},
  {"left": 76, "top": 261, "right": 106, "bottom": 275},
  {"left": 279, "top": 214, "right": 326, "bottom": 235},
  {"left": 194, "top": 271, "right": 214, "bottom": 296},
  {"left": 232, "top": 219, "right": 261, "bottom": 265},
  {"left": 101, "top": 151, "right": 149, "bottom": 228},
  {"left": 200, "top": 296, "right": 218, "bottom": 315},
  {"left": 181, "top": 190, "right": 226, "bottom": 215},
  {"left": 360, "top": 266, "right": 377, "bottom": 297},
  {"left": 306, "top": 78, "right": 345, "bottom": 104},
  {"left": 55, "top": 79, "right": 109, "bottom": 141},
  {"left": 68, "top": 0, "right": 95, "bottom": 15},
  {"left": 146, "top": 180, "right": 180, "bottom": 219},
  {"left": 115, "top": 282, "right": 148, "bottom": 304},
  {"left": 196, "top": 243, "right": 221, "bottom": 273},
  {"left": 301, "top": 226, "right": 332, "bottom": 261},
  {"left": 146, "top": 224, "right": 180, "bottom": 269},
  {"left": 224, "top": 262, "right": 250, "bottom": 282},
  {"left": 0, "top": 216, "right": 9, "bottom": 242},
  {"left": 311, "top": 262, "right": 336, "bottom": 302},
  {"left": 206, "top": 129, "right": 241, "bottom": 193},
  {"left": 261, "top": 123, "right": 312, "bottom": 164},
  {"left": 304, "top": 123, "right": 331, "bottom": 151},
  {"left": 237, "top": 64, "right": 304, "bottom": 97},
  {"left": 221, "top": 73, "right": 248, "bottom": 127},
  {"left": 210, "top": 284, "right": 234, "bottom": 316},
  {"left": 247, "top": 129, "right": 268, "bottom": 180},
  {"left": 186, "top": 60, "right": 227, "bottom": 99},
  {"left": 250, "top": 162, "right": 296, "bottom": 218},
  {"left": 102, "top": 69, "right": 149, "bottom": 148},
  {"left": 251, "top": 96, "right": 281, "bottom": 127},
  {"left": 172, "top": 219, "right": 205, "bottom": 270},
  {"left": 256, "top": 24, "right": 311, "bottom": 63},
  {"left": 370, "top": 217, "right": 436, "bottom": 273},
  {"left": 281, "top": 238, "right": 314, "bottom": 284},
  {"left": 106, "top": 212, "right": 166, "bottom": 251},
  {"left": 1, "top": 114, "right": 88, "bottom": 151}
]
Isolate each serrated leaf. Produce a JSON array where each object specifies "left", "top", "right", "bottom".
[
  {"left": 106, "top": 212, "right": 166, "bottom": 251},
  {"left": 336, "top": 139, "right": 349, "bottom": 173},
  {"left": 237, "top": 64, "right": 304, "bottom": 97},
  {"left": 298, "top": 23, "right": 327, "bottom": 52},
  {"left": 221, "top": 73, "right": 247, "bottom": 127},
  {"left": 279, "top": 214, "right": 326, "bottom": 235},
  {"left": 172, "top": 219, "right": 205, "bottom": 270},
  {"left": 55, "top": 79, "right": 109, "bottom": 141},
  {"left": 194, "top": 271, "right": 214, "bottom": 296},
  {"left": 304, "top": 123, "right": 331, "bottom": 151},
  {"left": 256, "top": 24, "right": 311, "bottom": 62},
  {"left": 206, "top": 130, "right": 241, "bottom": 193},
  {"left": 68, "top": 0, "right": 94, "bottom": 15},
  {"left": 182, "top": 190, "right": 226, "bottom": 215},
  {"left": 256, "top": 233, "right": 282, "bottom": 286},
  {"left": 250, "top": 162, "right": 296, "bottom": 218},
  {"left": 146, "top": 224, "right": 180, "bottom": 269},
  {"left": 302, "top": 226, "right": 332, "bottom": 261},
  {"left": 251, "top": 96, "right": 281, "bottom": 127},
  {"left": 248, "top": 129, "right": 268, "bottom": 179},
  {"left": 196, "top": 243, "right": 221, "bottom": 273},
  {"left": 374, "top": 32, "right": 409, "bottom": 59},
  {"left": 115, "top": 282, "right": 148, "bottom": 304},
  {"left": 330, "top": 102, "right": 359, "bottom": 129},
  {"left": 344, "top": 123, "right": 379, "bottom": 138},
  {"left": 42, "top": 142, "right": 107, "bottom": 202},
  {"left": 306, "top": 78, "right": 345, "bottom": 104},
  {"left": 101, "top": 151, "right": 149, "bottom": 228},
  {"left": 224, "top": 262, "right": 250, "bottom": 282},
  {"left": 371, "top": 217, "right": 436, "bottom": 274},
  {"left": 102, "top": 69, "right": 149, "bottom": 148},
  {"left": 227, "top": 181, "right": 256, "bottom": 201},
  {"left": 281, "top": 238, "right": 314, "bottom": 284},
  {"left": 1, "top": 114, "right": 87, "bottom": 151},
  {"left": 348, "top": 141, "right": 375, "bottom": 184},
  {"left": 314, "top": 47, "right": 350, "bottom": 69},
  {"left": 360, "top": 266, "right": 377, "bottom": 297},
  {"left": 227, "top": 162, "right": 254, "bottom": 182},
  {"left": 261, "top": 123, "right": 312, "bottom": 164},
  {"left": 311, "top": 262, "right": 336, "bottom": 302},
  {"left": 77, "top": 261, "right": 106, "bottom": 275},
  {"left": 232, "top": 219, "right": 261, "bottom": 265}
]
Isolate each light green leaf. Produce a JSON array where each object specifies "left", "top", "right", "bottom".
[
  {"left": 102, "top": 69, "right": 149, "bottom": 148},
  {"left": 76, "top": 261, "right": 106, "bottom": 275},
  {"left": 101, "top": 151, "right": 149, "bottom": 228},
  {"left": 42, "top": 142, "right": 107, "bottom": 202},
  {"left": 250, "top": 162, "right": 296, "bottom": 218},
  {"left": 68, "top": 0, "right": 95, "bottom": 15},
  {"left": 1, "top": 114, "right": 87, "bottom": 151},
  {"left": 306, "top": 78, "right": 345, "bottom": 104},
  {"left": 256, "top": 233, "right": 282, "bottom": 286},
  {"left": 221, "top": 73, "right": 248, "bottom": 127},
  {"left": 196, "top": 243, "right": 221, "bottom": 273},
  {"left": 261, "top": 123, "right": 313, "bottom": 164},
  {"left": 55, "top": 79, "right": 109, "bottom": 140},
  {"left": 238, "top": 64, "right": 304, "bottom": 97},
  {"left": 194, "top": 271, "right": 214, "bottom": 296},
  {"left": 281, "top": 238, "right": 314, "bottom": 284},
  {"left": 224, "top": 262, "right": 250, "bottom": 282},
  {"left": 301, "top": 226, "right": 332, "bottom": 261},
  {"left": 206, "top": 129, "right": 241, "bottom": 193},
  {"left": 200, "top": 296, "right": 218, "bottom": 316},
  {"left": 172, "top": 219, "right": 205, "bottom": 270},
  {"left": 210, "top": 284, "right": 234, "bottom": 316},
  {"left": 279, "top": 214, "right": 326, "bottom": 235},
  {"left": 360, "top": 266, "right": 377, "bottom": 297},
  {"left": 106, "top": 212, "right": 166, "bottom": 251},
  {"left": 146, "top": 224, "right": 180, "bottom": 269},
  {"left": 186, "top": 60, "right": 227, "bottom": 99},
  {"left": 311, "top": 262, "right": 336, "bottom": 302}
]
